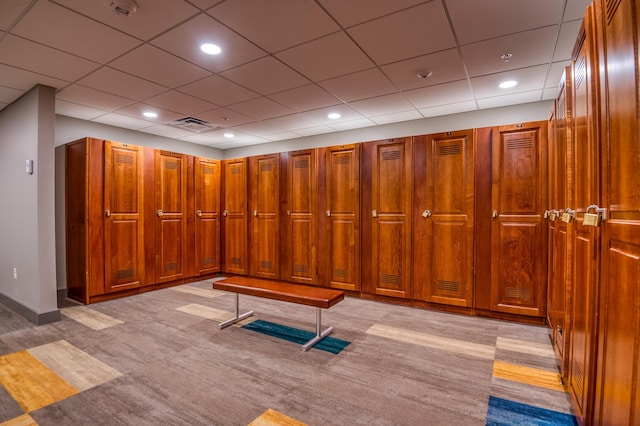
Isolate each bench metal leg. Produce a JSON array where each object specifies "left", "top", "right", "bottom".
[
  {"left": 219, "top": 293, "right": 254, "bottom": 329},
  {"left": 301, "top": 307, "right": 334, "bottom": 351}
]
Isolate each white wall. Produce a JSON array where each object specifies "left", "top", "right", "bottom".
[{"left": 0, "top": 85, "right": 58, "bottom": 323}]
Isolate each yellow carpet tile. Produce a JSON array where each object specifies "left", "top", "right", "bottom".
[
  {"left": 0, "top": 351, "right": 78, "bottom": 412},
  {"left": 0, "top": 414, "right": 38, "bottom": 426},
  {"left": 492, "top": 360, "right": 566, "bottom": 392},
  {"left": 60, "top": 306, "right": 123, "bottom": 330},
  {"left": 248, "top": 408, "right": 307, "bottom": 426},
  {"left": 366, "top": 324, "right": 496, "bottom": 360}
]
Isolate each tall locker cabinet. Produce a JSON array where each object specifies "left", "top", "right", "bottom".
[
  {"left": 413, "top": 130, "right": 475, "bottom": 307},
  {"left": 193, "top": 157, "right": 221, "bottom": 276},
  {"left": 222, "top": 158, "right": 248, "bottom": 275},
  {"left": 248, "top": 154, "right": 280, "bottom": 279},
  {"left": 490, "top": 122, "right": 548, "bottom": 317},
  {"left": 361, "top": 138, "right": 413, "bottom": 299},
  {"left": 280, "top": 149, "right": 318, "bottom": 285},
  {"left": 318, "top": 144, "right": 360, "bottom": 291}
]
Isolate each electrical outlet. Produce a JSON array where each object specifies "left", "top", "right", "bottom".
[{"left": 12, "top": 268, "right": 17, "bottom": 280}]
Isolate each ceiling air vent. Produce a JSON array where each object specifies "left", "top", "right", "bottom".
[{"left": 167, "top": 116, "right": 223, "bottom": 133}]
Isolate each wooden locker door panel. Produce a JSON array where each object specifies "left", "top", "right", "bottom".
[
  {"left": 368, "top": 139, "right": 412, "bottom": 298},
  {"left": 413, "top": 131, "right": 474, "bottom": 307},
  {"left": 223, "top": 158, "right": 248, "bottom": 275},
  {"left": 281, "top": 150, "right": 317, "bottom": 285},
  {"left": 321, "top": 145, "right": 360, "bottom": 291},
  {"left": 594, "top": 0, "right": 640, "bottom": 424},
  {"left": 104, "top": 141, "right": 144, "bottom": 292},
  {"left": 249, "top": 154, "right": 280, "bottom": 279},
  {"left": 154, "top": 151, "right": 187, "bottom": 283},
  {"left": 491, "top": 124, "right": 547, "bottom": 316},
  {"left": 195, "top": 158, "right": 220, "bottom": 275}
]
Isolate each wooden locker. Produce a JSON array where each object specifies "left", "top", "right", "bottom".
[
  {"left": 280, "top": 149, "right": 318, "bottom": 285},
  {"left": 104, "top": 141, "right": 145, "bottom": 293},
  {"left": 194, "top": 157, "right": 221, "bottom": 276},
  {"left": 361, "top": 138, "right": 412, "bottom": 299},
  {"left": 222, "top": 158, "right": 248, "bottom": 275},
  {"left": 593, "top": 0, "right": 640, "bottom": 424},
  {"left": 248, "top": 154, "right": 280, "bottom": 279},
  {"left": 490, "top": 122, "right": 548, "bottom": 317},
  {"left": 318, "top": 144, "right": 360, "bottom": 291},
  {"left": 568, "top": 6, "right": 601, "bottom": 423},
  {"left": 413, "top": 130, "right": 474, "bottom": 307}
]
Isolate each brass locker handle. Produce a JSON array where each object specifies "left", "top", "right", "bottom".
[
  {"left": 196, "top": 210, "right": 202, "bottom": 217},
  {"left": 372, "top": 210, "right": 378, "bottom": 218},
  {"left": 326, "top": 210, "right": 331, "bottom": 217},
  {"left": 157, "top": 209, "right": 163, "bottom": 217},
  {"left": 492, "top": 210, "right": 499, "bottom": 219},
  {"left": 253, "top": 210, "right": 258, "bottom": 216},
  {"left": 422, "top": 209, "right": 431, "bottom": 218},
  {"left": 223, "top": 210, "right": 229, "bottom": 217},
  {"left": 286, "top": 210, "right": 291, "bottom": 216},
  {"left": 105, "top": 209, "right": 111, "bottom": 217}
]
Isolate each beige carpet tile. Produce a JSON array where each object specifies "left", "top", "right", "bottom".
[
  {"left": 168, "top": 286, "right": 227, "bottom": 299},
  {"left": 27, "top": 340, "right": 122, "bottom": 392},
  {"left": 248, "top": 408, "right": 307, "bottom": 426},
  {"left": 366, "top": 323, "right": 496, "bottom": 360},
  {"left": 0, "top": 413, "right": 37, "bottom": 426},
  {"left": 174, "top": 303, "right": 235, "bottom": 322},
  {"left": 492, "top": 360, "right": 566, "bottom": 392},
  {"left": 60, "top": 306, "right": 123, "bottom": 331},
  {"left": 496, "top": 337, "right": 556, "bottom": 358},
  {"left": 0, "top": 351, "right": 78, "bottom": 412}
]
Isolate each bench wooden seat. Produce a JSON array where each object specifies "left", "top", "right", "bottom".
[{"left": 213, "top": 276, "right": 345, "bottom": 351}]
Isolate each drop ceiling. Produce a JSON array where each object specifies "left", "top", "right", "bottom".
[{"left": 0, "top": 0, "right": 591, "bottom": 149}]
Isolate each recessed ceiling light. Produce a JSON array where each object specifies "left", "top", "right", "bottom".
[
  {"left": 499, "top": 80, "right": 518, "bottom": 89},
  {"left": 143, "top": 111, "right": 158, "bottom": 118},
  {"left": 327, "top": 112, "right": 341, "bottom": 120},
  {"left": 223, "top": 132, "right": 235, "bottom": 138},
  {"left": 201, "top": 43, "right": 221, "bottom": 55}
]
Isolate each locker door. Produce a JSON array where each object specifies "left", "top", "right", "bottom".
[
  {"left": 318, "top": 144, "right": 360, "bottom": 291},
  {"left": 490, "top": 122, "right": 548, "bottom": 317},
  {"left": 154, "top": 151, "right": 187, "bottom": 283},
  {"left": 104, "top": 141, "right": 145, "bottom": 292},
  {"left": 281, "top": 149, "right": 317, "bottom": 285},
  {"left": 362, "top": 138, "right": 412, "bottom": 298},
  {"left": 413, "top": 130, "right": 474, "bottom": 306},
  {"left": 194, "top": 157, "right": 221, "bottom": 275},
  {"left": 594, "top": 0, "right": 640, "bottom": 423},
  {"left": 249, "top": 154, "right": 280, "bottom": 279},
  {"left": 222, "top": 158, "right": 248, "bottom": 275}
]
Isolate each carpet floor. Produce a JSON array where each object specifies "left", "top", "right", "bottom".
[{"left": 0, "top": 278, "right": 575, "bottom": 425}]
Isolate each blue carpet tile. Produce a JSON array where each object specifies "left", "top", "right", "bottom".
[
  {"left": 242, "top": 319, "right": 351, "bottom": 354},
  {"left": 486, "top": 396, "right": 577, "bottom": 426}
]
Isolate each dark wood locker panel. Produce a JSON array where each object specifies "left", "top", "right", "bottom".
[
  {"left": 568, "top": 6, "right": 601, "bottom": 423},
  {"left": 248, "top": 154, "right": 280, "bottom": 279},
  {"left": 413, "top": 130, "right": 474, "bottom": 307},
  {"left": 490, "top": 122, "right": 548, "bottom": 317},
  {"left": 194, "top": 157, "right": 221, "bottom": 276},
  {"left": 362, "top": 138, "right": 413, "bottom": 299},
  {"left": 317, "top": 144, "right": 360, "bottom": 291},
  {"left": 153, "top": 151, "right": 187, "bottom": 283},
  {"left": 280, "top": 149, "right": 317, "bottom": 285},
  {"left": 594, "top": 0, "right": 640, "bottom": 424},
  {"left": 104, "top": 141, "right": 145, "bottom": 293},
  {"left": 222, "top": 158, "right": 248, "bottom": 275}
]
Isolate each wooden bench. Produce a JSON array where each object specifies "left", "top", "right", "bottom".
[{"left": 212, "top": 276, "right": 345, "bottom": 351}]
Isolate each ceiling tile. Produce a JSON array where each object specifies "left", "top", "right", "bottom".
[
  {"left": 470, "top": 65, "right": 548, "bottom": 98},
  {"left": 55, "top": 99, "right": 109, "bottom": 120},
  {"left": 554, "top": 20, "right": 583, "bottom": 61},
  {"left": 564, "top": 0, "right": 593, "bottom": 21},
  {"left": 138, "top": 124, "right": 195, "bottom": 139},
  {"left": 418, "top": 101, "right": 478, "bottom": 118},
  {"left": 291, "top": 126, "right": 336, "bottom": 137},
  {"left": 0, "top": 86, "right": 24, "bottom": 104},
  {"left": 228, "top": 97, "right": 294, "bottom": 121},
  {"left": 110, "top": 44, "right": 211, "bottom": 88},
  {"left": 114, "top": 103, "right": 184, "bottom": 123},
  {"left": 178, "top": 74, "right": 258, "bottom": 106},
  {"left": 52, "top": 0, "right": 200, "bottom": 41},
  {"left": 348, "top": 2, "right": 456, "bottom": 65},
  {"left": 152, "top": 13, "right": 267, "bottom": 73},
  {"left": 92, "top": 112, "right": 156, "bottom": 130},
  {"left": 546, "top": 61, "right": 571, "bottom": 88},
  {"left": 197, "top": 107, "right": 256, "bottom": 128},
  {"left": 381, "top": 49, "right": 467, "bottom": 91},
  {"left": 77, "top": 67, "right": 167, "bottom": 101},
  {"left": 369, "top": 110, "right": 423, "bottom": 125},
  {"left": 13, "top": 1, "right": 141, "bottom": 63},
  {"left": 0, "top": 64, "right": 68, "bottom": 91},
  {"left": 350, "top": 93, "right": 415, "bottom": 117},
  {"left": 460, "top": 26, "right": 558, "bottom": 77},
  {"left": 209, "top": 0, "right": 339, "bottom": 53},
  {"left": 476, "top": 90, "right": 543, "bottom": 109},
  {"left": 221, "top": 56, "right": 310, "bottom": 95},
  {"left": 276, "top": 31, "right": 374, "bottom": 82},
  {"left": 446, "top": 0, "right": 564, "bottom": 44},
  {"left": 328, "top": 118, "right": 376, "bottom": 131},
  {"left": 0, "top": 0, "right": 32, "bottom": 31},
  {"left": 318, "top": 0, "right": 428, "bottom": 27},
  {"left": 235, "top": 122, "right": 287, "bottom": 137},
  {"left": 0, "top": 35, "right": 100, "bottom": 82},
  {"left": 57, "top": 85, "right": 136, "bottom": 111},
  {"left": 144, "top": 90, "right": 218, "bottom": 116},
  {"left": 268, "top": 84, "right": 341, "bottom": 112},
  {"left": 404, "top": 80, "right": 474, "bottom": 109},
  {"left": 319, "top": 68, "right": 397, "bottom": 102},
  {"left": 266, "top": 130, "right": 309, "bottom": 140}
]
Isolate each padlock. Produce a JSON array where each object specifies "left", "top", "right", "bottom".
[
  {"left": 544, "top": 210, "right": 549, "bottom": 219},
  {"left": 549, "top": 211, "right": 557, "bottom": 221},
  {"left": 583, "top": 212, "right": 600, "bottom": 227}
]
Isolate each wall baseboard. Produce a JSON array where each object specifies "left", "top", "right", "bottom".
[{"left": 0, "top": 292, "right": 60, "bottom": 325}]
